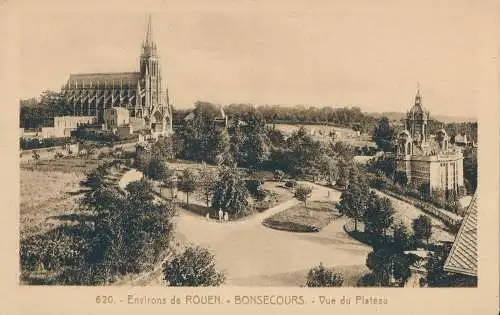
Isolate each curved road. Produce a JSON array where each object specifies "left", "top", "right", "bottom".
[{"left": 119, "top": 169, "right": 371, "bottom": 286}]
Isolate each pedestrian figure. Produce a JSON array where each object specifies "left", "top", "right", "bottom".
[
  {"left": 218, "top": 208, "right": 223, "bottom": 222},
  {"left": 224, "top": 212, "right": 229, "bottom": 222},
  {"left": 206, "top": 212, "right": 210, "bottom": 221}
]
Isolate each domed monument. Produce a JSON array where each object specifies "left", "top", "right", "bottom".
[{"left": 393, "top": 87, "right": 464, "bottom": 195}]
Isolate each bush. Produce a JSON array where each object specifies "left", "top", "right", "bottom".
[
  {"left": 369, "top": 173, "right": 388, "bottom": 189},
  {"left": 285, "top": 180, "right": 297, "bottom": 188},
  {"left": 163, "top": 246, "right": 225, "bottom": 286},
  {"left": 305, "top": 263, "right": 343, "bottom": 287},
  {"left": 273, "top": 169, "right": 285, "bottom": 181},
  {"left": 245, "top": 179, "right": 264, "bottom": 196}
]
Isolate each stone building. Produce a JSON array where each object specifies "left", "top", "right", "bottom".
[
  {"left": 60, "top": 15, "right": 172, "bottom": 136},
  {"left": 41, "top": 116, "right": 96, "bottom": 138},
  {"left": 393, "top": 88, "right": 464, "bottom": 194},
  {"left": 104, "top": 107, "right": 130, "bottom": 130}
]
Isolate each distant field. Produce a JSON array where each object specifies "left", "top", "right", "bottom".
[
  {"left": 269, "top": 123, "right": 357, "bottom": 137},
  {"left": 21, "top": 158, "right": 101, "bottom": 174},
  {"left": 269, "top": 123, "right": 376, "bottom": 148},
  {"left": 20, "top": 170, "right": 84, "bottom": 239}
]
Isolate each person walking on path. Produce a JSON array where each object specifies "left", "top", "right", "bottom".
[
  {"left": 224, "top": 211, "right": 229, "bottom": 222},
  {"left": 218, "top": 208, "right": 223, "bottom": 222},
  {"left": 206, "top": 212, "right": 210, "bottom": 221}
]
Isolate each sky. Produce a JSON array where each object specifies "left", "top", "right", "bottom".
[{"left": 16, "top": 0, "right": 499, "bottom": 118}]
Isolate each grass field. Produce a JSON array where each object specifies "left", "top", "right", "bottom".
[
  {"left": 21, "top": 158, "right": 101, "bottom": 174},
  {"left": 20, "top": 169, "right": 85, "bottom": 240},
  {"left": 263, "top": 200, "right": 340, "bottom": 232}
]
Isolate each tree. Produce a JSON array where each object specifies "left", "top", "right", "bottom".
[
  {"left": 196, "top": 162, "right": 218, "bottom": 207},
  {"left": 392, "top": 222, "right": 414, "bottom": 251},
  {"left": 151, "top": 136, "right": 175, "bottom": 161},
  {"left": 305, "top": 263, "right": 343, "bottom": 287},
  {"left": 146, "top": 157, "right": 168, "bottom": 181},
  {"left": 363, "top": 193, "right": 394, "bottom": 236},
  {"left": 273, "top": 169, "right": 285, "bottom": 182},
  {"left": 80, "top": 169, "right": 104, "bottom": 190},
  {"left": 180, "top": 168, "right": 197, "bottom": 206},
  {"left": 394, "top": 171, "right": 408, "bottom": 186},
  {"left": 412, "top": 215, "right": 433, "bottom": 245},
  {"left": 365, "top": 248, "right": 393, "bottom": 286},
  {"left": 163, "top": 246, "right": 225, "bottom": 286},
  {"left": 338, "top": 180, "right": 370, "bottom": 232},
  {"left": 365, "top": 248, "right": 416, "bottom": 287},
  {"left": 32, "top": 150, "right": 40, "bottom": 166},
  {"left": 373, "top": 117, "right": 394, "bottom": 152},
  {"left": 211, "top": 167, "right": 249, "bottom": 217},
  {"left": 294, "top": 184, "right": 313, "bottom": 209}
]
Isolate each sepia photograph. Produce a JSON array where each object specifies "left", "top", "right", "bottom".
[
  {"left": 16, "top": 5, "right": 484, "bottom": 290},
  {"left": 6, "top": 5, "right": 499, "bottom": 314}
]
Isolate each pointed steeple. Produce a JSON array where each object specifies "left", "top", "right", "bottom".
[
  {"left": 145, "top": 13, "right": 153, "bottom": 47},
  {"left": 415, "top": 82, "right": 422, "bottom": 106},
  {"left": 142, "top": 13, "right": 157, "bottom": 56}
]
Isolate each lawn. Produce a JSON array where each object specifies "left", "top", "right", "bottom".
[
  {"left": 262, "top": 200, "right": 340, "bottom": 232},
  {"left": 20, "top": 169, "right": 85, "bottom": 240},
  {"left": 21, "top": 158, "right": 101, "bottom": 174}
]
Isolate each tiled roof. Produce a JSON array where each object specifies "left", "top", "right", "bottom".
[{"left": 443, "top": 193, "right": 478, "bottom": 277}]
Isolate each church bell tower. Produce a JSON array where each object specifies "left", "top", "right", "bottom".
[{"left": 140, "top": 14, "right": 162, "bottom": 115}]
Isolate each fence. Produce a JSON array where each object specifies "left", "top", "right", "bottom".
[{"left": 379, "top": 189, "right": 462, "bottom": 228}]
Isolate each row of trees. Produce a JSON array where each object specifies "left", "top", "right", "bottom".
[
  {"left": 337, "top": 170, "right": 435, "bottom": 286},
  {"left": 171, "top": 102, "right": 357, "bottom": 186}
]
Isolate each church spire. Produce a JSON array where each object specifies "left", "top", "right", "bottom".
[
  {"left": 415, "top": 82, "right": 422, "bottom": 106},
  {"left": 142, "top": 14, "right": 156, "bottom": 55},
  {"left": 145, "top": 13, "right": 153, "bottom": 47}
]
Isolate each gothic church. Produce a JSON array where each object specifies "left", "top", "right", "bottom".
[{"left": 60, "top": 15, "right": 172, "bottom": 135}]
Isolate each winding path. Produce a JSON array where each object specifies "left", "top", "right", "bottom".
[{"left": 119, "top": 169, "right": 371, "bottom": 286}]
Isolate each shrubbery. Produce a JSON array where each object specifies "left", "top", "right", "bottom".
[
  {"left": 163, "top": 246, "right": 225, "bottom": 286},
  {"left": 20, "top": 137, "right": 71, "bottom": 150},
  {"left": 305, "top": 263, "right": 343, "bottom": 287}
]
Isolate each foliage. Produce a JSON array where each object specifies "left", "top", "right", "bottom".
[
  {"left": 412, "top": 215, "right": 433, "bottom": 245},
  {"left": 394, "top": 171, "right": 408, "bottom": 186},
  {"left": 305, "top": 263, "right": 344, "bottom": 287},
  {"left": 211, "top": 167, "right": 249, "bottom": 217},
  {"left": 20, "top": 90, "right": 73, "bottom": 129},
  {"left": 285, "top": 180, "right": 297, "bottom": 188},
  {"left": 151, "top": 136, "right": 175, "bottom": 161},
  {"left": 145, "top": 157, "right": 168, "bottom": 181},
  {"left": 338, "top": 172, "right": 370, "bottom": 231},
  {"left": 20, "top": 137, "right": 72, "bottom": 150},
  {"left": 372, "top": 117, "right": 394, "bottom": 152},
  {"left": 32, "top": 150, "right": 40, "bottom": 163},
  {"left": 180, "top": 168, "right": 198, "bottom": 206},
  {"left": 22, "top": 175, "right": 177, "bottom": 285},
  {"left": 245, "top": 179, "right": 264, "bottom": 197},
  {"left": 294, "top": 184, "right": 313, "bottom": 208},
  {"left": 273, "top": 169, "right": 285, "bottom": 182},
  {"left": 163, "top": 246, "right": 225, "bottom": 286},
  {"left": 233, "top": 112, "right": 271, "bottom": 167},
  {"left": 365, "top": 248, "right": 417, "bottom": 287},
  {"left": 284, "top": 127, "right": 324, "bottom": 177},
  {"left": 178, "top": 102, "right": 231, "bottom": 164},
  {"left": 363, "top": 192, "right": 394, "bottom": 236},
  {"left": 425, "top": 243, "right": 477, "bottom": 287},
  {"left": 195, "top": 162, "right": 218, "bottom": 207},
  {"left": 463, "top": 148, "right": 477, "bottom": 194},
  {"left": 392, "top": 222, "right": 414, "bottom": 251}
]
